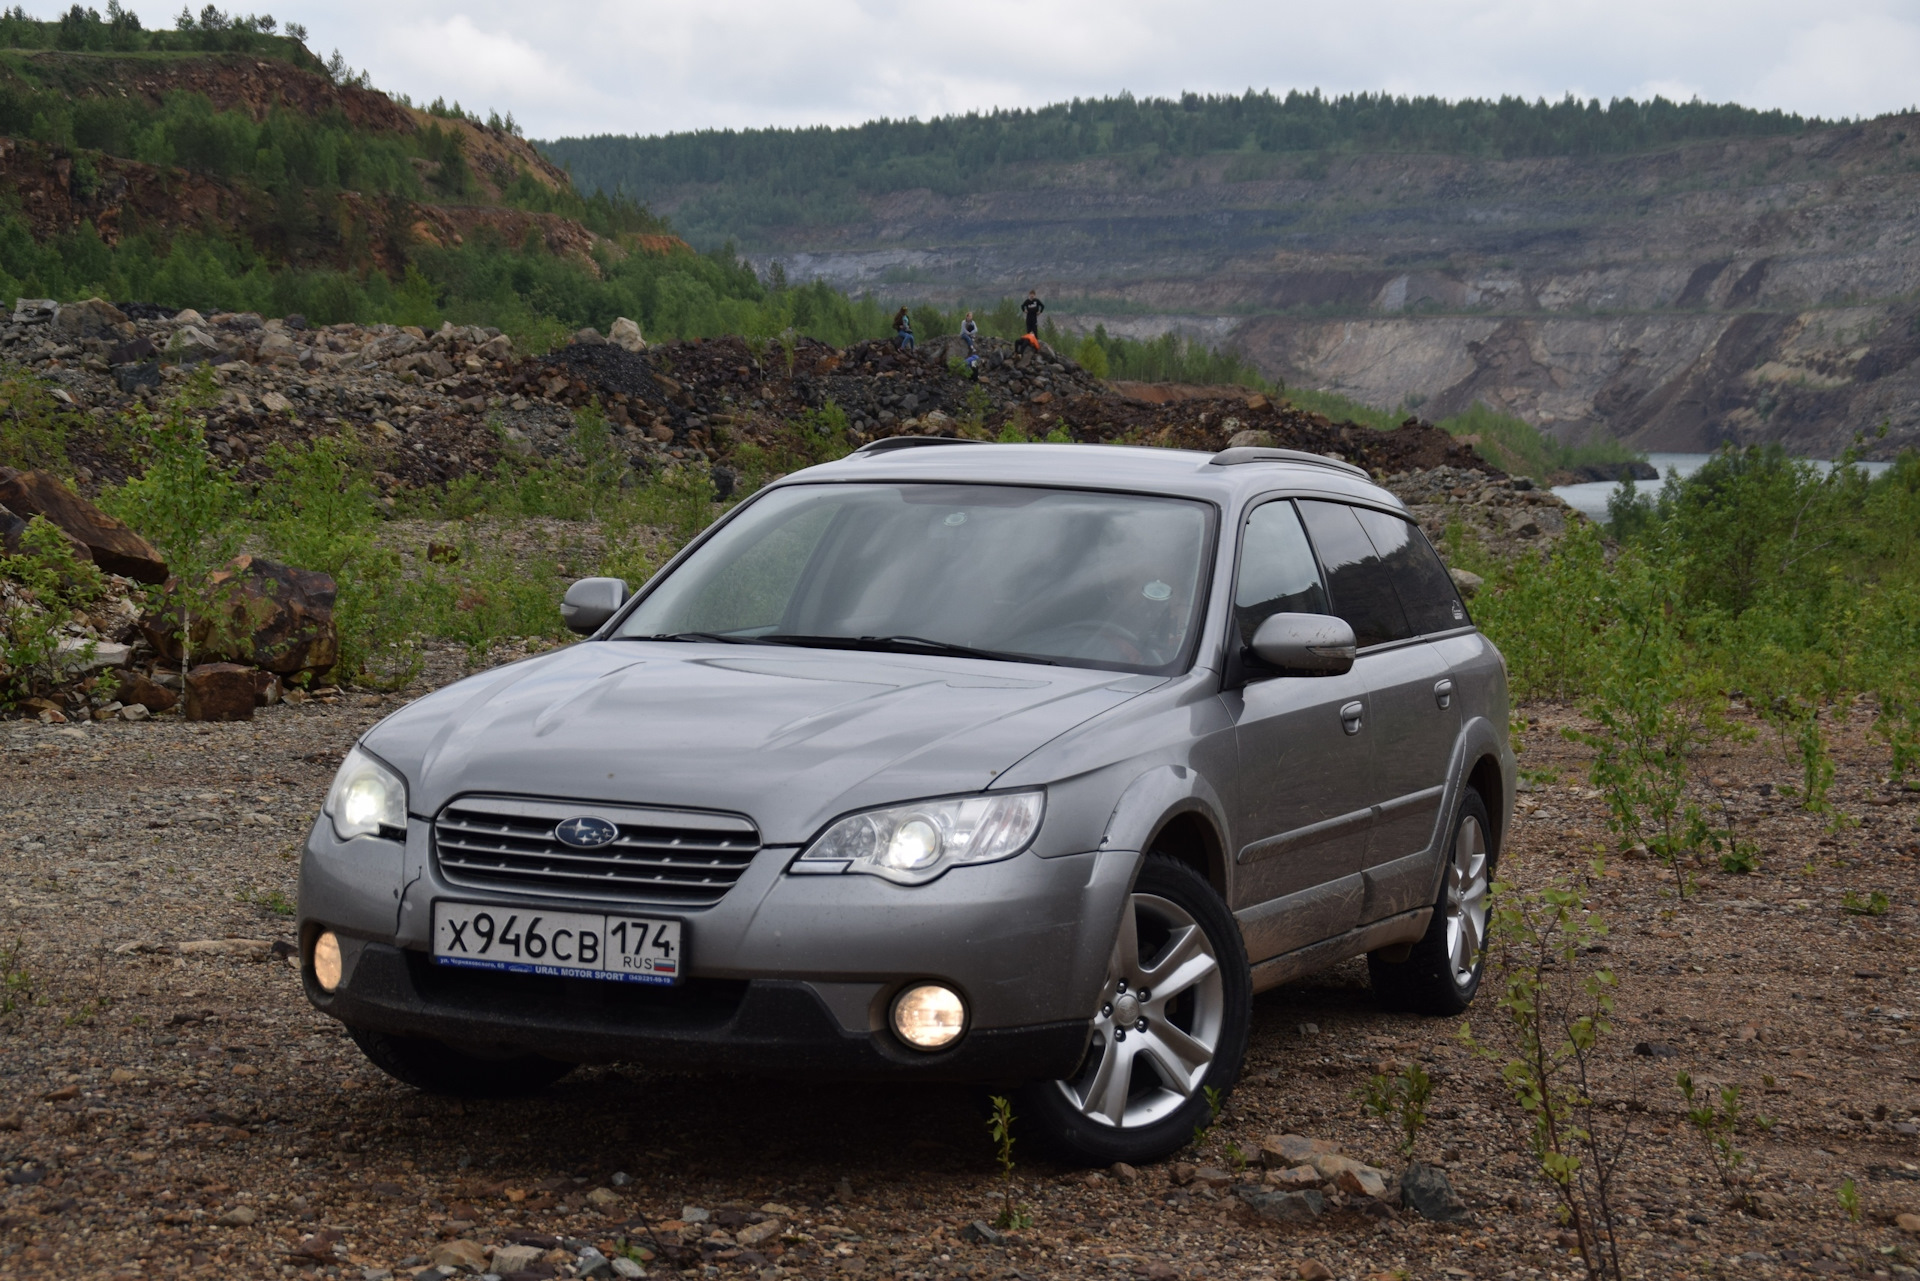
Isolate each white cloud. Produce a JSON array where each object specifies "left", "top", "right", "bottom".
[{"left": 116, "top": 0, "right": 1920, "bottom": 138}]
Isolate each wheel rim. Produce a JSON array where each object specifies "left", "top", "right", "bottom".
[
  {"left": 1445, "top": 815, "right": 1490, "bottom": 986},
  {"left": 1054, "top": 892, "right": 1224, "bottom": 1130}
]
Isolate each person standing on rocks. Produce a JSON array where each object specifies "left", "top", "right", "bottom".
[
  {"left": 892, "top": 307, "right": 914, "bottom": 351},
  {"left": 961, "top": 311, "right": 979, "bottom": 355},
  {"left": 1021, "top": 291, "right": 1044, "bottom": 338}
]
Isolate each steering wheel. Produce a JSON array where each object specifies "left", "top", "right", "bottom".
[{"left": 1033, "top": 619, "right": 1149, "bottom": 665}]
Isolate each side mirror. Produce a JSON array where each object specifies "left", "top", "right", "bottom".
[
  {"left": 1249, "top": 612, "right": 1356, "bottom": 675},
  {"left": 560, "top": 577, "right": 629, "bottom": 635}
]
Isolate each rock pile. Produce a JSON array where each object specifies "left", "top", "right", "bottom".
[
  {"left": 1381, "top": 464, "right": 1583, "bottom": 555},
  {"left": 1202, "top": 1133, "right": 1473, "bottom": 1227},
  {"left": 10, "top": 299, "right": 1498, "bottom": 504},
  {"left": 0, "top": 467, "right": 337, "bottom": 724}
]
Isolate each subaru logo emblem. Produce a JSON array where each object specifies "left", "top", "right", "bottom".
[{"left": 555, "top": 816, "right": 619, "bottom": 849}]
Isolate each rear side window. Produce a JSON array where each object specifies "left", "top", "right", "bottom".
[
  {"left": 1297, "top": 500, "right": 1413, "bottom": 648},
  {"left": 1351, "top": 507, "right": 1468, "bottom": 635},
  {"left": 1233, "top": 500, "right": 1328, "bottom": 646}
]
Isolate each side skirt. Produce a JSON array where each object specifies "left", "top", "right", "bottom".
[{"left": 1247, "top": 907, "right": 1433, "bottom": 995}]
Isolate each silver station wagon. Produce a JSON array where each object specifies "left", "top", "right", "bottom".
[{"left": 300, "top": 440, "right": 1512, "bottom": 1164}]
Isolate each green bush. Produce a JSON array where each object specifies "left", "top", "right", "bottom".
[
  {"left": 250, "top": 434, "right": 413, "bottom": 685},
  {"left": 0, "top": 514, "right": 106, "bottom": 706}
]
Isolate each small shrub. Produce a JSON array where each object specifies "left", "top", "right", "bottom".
[
  {"left": 1840, "top": 890, "right": 1890, "bottom": 917},
  {"left": 0, "top": 937, "right": 33, "bottom": 1016},
  {"left": 985, "top": 1095, "right": 1031, "bottom": 1230},
  {"left": 252, "top": 434, "right": 412, "bottom": 685},
  {"left": 1461, "top": 870, "right": 1629, "bottom": 1281},
  {"left": 1361, "top": 1062, "right": 1435, "bottom": 1164},
  {"left": 1678, "top": 1072, "right": 1756, "bottom": 1207},
  {"left": 0, "top": 515, "right": 107, "bottom": 706},
  {"left": 0, "top": 373, "right": 74, "bottom": 471}
]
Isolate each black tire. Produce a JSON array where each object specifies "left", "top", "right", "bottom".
[
  {"left": 1369, "top": 788, "right": 1495, "bottom": 1016},
  {"left": 1020, "top": 853, "right": 1251, "bottom": 1167},
  {"left": 347, "top": 1027, "right": 575, "bottom": 1097}
]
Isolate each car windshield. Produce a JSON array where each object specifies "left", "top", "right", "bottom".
[{"left": 613, "top": 482, "right": 1215, "bottom": 675}]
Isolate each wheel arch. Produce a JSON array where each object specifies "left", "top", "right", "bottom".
[
  {"left": 1465, "top": 751, "right": 1506, "bottom": 856},
  {"left": 1144, "top": 809, "right": 1228, "bottom": 900},
  {"left": 1100, "top": 764, "right": 1232, "bottom": 902}
]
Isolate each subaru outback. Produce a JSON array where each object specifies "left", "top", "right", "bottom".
[{"left": 299, "top": 439, "right": 1512, "bottom": 1164}]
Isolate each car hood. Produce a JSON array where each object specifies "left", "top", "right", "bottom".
[{"left": 363, "top": 640, "right": 1163, "bottom": 845}]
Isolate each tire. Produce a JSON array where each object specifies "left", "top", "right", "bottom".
[
  {"left": 1020, "top": 853, "right": 1251, "bottom": 1166},
  {"left": 1369, "top": 788, "right": 1495, "bottom": 1016},
  {"left": 347, "top": 1027, "right": 575, "bottom": 1098}
]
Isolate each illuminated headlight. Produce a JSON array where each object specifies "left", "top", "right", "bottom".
[
  {"left": 323, "top": 747, "right": 408, "bottom": 842},
  {"left": 891, "top": 983, "right": 966, "bottom": 1050},
  {"left": 796, "top": 790, "right": 1045, "bottom": 885}
]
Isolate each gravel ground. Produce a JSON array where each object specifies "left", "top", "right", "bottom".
[{"left": 2, "top": 674, "right": 1919, "bottom": 1281}]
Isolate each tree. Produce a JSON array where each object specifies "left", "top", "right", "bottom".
[{"left": 103, "top": 375, "right": 244, "bottom": 675}]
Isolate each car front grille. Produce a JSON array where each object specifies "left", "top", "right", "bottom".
[{"left": 433, "top": 795, "right": 761, "bottom": 908}]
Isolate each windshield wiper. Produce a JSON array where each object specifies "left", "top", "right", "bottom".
[
  {"left": 758, "top": 634, "right": 1057, "bottom": 665},
  {"left": 627, "top": 631, "right": 769, "bottom": 645}
]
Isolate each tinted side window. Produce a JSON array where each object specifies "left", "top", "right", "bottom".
[
  {"left": 1352, "top": 507, "right": 1469, "bottom": 635},
  {"left": 1297, "top": 500, "right": 1413, "bottom": 648},
  {"left": 1234, "top": 500, "right": 1328, "bottom": 646}
]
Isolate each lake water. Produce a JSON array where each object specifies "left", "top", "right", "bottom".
[{"left": 1551, "top": 452, "right": 1895, "bottom": 521}]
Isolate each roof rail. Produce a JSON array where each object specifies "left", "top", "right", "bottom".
[
  {"left": 1207, "top": 446, "right": 1368, "bottom": 478},
  {"left": 853, "top": 435, "right": 990, "bottom": 456}
]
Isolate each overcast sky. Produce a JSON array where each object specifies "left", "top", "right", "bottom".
[{"left": 128, "top": 0, "right": 1920, "bottom": 139}]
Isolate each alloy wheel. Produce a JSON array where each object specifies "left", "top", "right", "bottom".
[
  {"left": 1445, "top": 814, "right": 1490, "bottom": 986},
  {"left": 1055, "top": 892, "right": 1224, "bottom": 1129}
]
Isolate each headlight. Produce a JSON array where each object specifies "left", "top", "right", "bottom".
[
  {"left": 323, "top": 747, "right": 408, "bottom": 842},
  {"left": 796, "top": 790, "right": 1044, "bottom": 885}
]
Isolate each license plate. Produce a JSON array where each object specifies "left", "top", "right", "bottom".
[{"left": 432, "top": 902, "right": 683, "bottom": 985}]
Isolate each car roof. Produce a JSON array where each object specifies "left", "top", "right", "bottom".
[{"left": 773, "top": 440, "right": 1408, "bottom": 511}]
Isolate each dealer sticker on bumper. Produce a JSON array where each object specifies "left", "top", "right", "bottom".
[{"left": 432, "top": 901, "right": 682, "bottom": 985}]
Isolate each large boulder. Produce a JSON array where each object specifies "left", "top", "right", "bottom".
[
  {"left": 53, "top": 297, "right": 131, "bottom": 340},
  {"left": 184, "top": 662, "right": 256, "bottom": 722},
  {"left": 140, "top": 555, "right": 338, "bottom": 677},
  {"left": 0, "top": 468, "right": 167, "bottom": 583},
  {"left": 608, "top": 318, "right": 646, "bottom": 352},
  {"left": 164, "top": 325, "right": 221, "bottom": 362},
  {"left": 117, "top": 671, "right": 178, "bottom": 713}
]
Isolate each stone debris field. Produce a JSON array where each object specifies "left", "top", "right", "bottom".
[{"left": 1, "top": 661, "right": 1918, "bottom": 1281}]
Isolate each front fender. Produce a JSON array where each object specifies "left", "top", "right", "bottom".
[{"left": 1100, "top": 764, "right": 1232, "bottom": 897}]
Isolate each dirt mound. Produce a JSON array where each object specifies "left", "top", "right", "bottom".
[{"left": 510, "top": 330, "right": 1496, "bottom": 480}]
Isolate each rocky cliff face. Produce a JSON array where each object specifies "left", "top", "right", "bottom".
[{"left": 748, "top": 114, "right": 1920, "bottom": 458}]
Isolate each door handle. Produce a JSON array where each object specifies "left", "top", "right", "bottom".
[
  {"left": 1434, "top": 679, "right": 1455, "bottom": 710},
  {"left": 1340, "top": 700, "right": 1364, "bottom": 735}
]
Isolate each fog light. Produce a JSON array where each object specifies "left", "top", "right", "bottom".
[
  {"left": 891, "top": 983, "right": 966, "bottom": 1050},
  {"left": 312, "top": 931, "right": 343, "bottom": 993}
]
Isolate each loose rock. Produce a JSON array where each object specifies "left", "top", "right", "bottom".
[
  {"left": 184, "top": 662, "right": 257, "bottom": 721},
  {"left": 1400, "top": 1162, "right": 1472, "bottom": 1223},
  {"left": 1235, "top": 1186, "right": 1326, "bottom": 1224}
]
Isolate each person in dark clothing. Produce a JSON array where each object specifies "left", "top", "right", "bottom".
[{"left": 1021, "top": 291, "right": 1044, "bottom": 336}]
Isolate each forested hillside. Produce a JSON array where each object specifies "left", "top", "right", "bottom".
[
  {"left": 539, "top": 83, "right": 1920, "bottom": 460},
  {"left": 0, "top": 6, "right": 887, "bottom": 349},
  {"left": 542, "top": 91, "right": 1815, "bottom": 246}
]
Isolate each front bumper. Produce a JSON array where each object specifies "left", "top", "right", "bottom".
[
  {"left": 297, "top": 815, "right": 1139, "bottom": 1082},
  {"left": 310, "top": 941, "right": 1090, "bottom": 1081}
]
